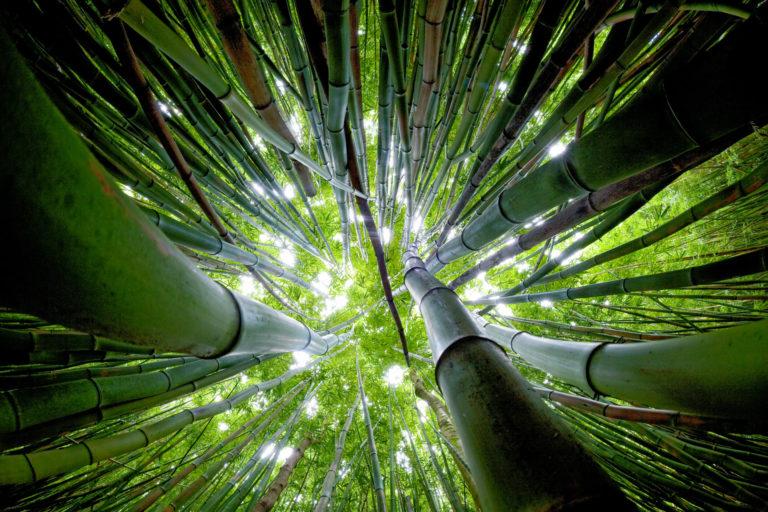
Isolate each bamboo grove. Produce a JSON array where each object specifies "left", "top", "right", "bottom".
[{"left": 0, "top": 0, "right": 767, "bottom": 510}]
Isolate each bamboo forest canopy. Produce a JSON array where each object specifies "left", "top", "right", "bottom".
[{"left": 1, "top": 0, "right": 768, "bottom": 510}]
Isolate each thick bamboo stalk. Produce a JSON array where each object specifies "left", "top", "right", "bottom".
[
  {"left": 0, "top": 27, "right": 330, "bottom": 359},
  {"left": 428, "top": 14, "right": 768, "bottom": 270},
  {"left": 433, "top": 0, "right": 614, "bottom": 247},
  {"left": 0, "top": 353, "right": 253, "bottom": 433},
  {"left": 481, "top": 319, "right": 768, "bottom": 418},
  {"left": 403, "top": 247, "right": 632, "bottom": 510},
  {"left": 449, "top": 129, "right": 750, "bottom": 288}
]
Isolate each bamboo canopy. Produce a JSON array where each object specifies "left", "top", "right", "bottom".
[{"left": 2, "top": 0, "right": 768, "bottom": 510}]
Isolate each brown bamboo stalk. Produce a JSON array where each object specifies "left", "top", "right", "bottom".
[
  {"left": 345, "top": 124, "right": 410, "bottom": 364},
  {"left": 533, "top": 387, "right": 767, "bottom": 432},
  {"left": 112, "top": 22, "right": 232, "bottom": 241},
  {"left": 206, "top": 0, "right": 316, "bottom": 196},
  {"left": 251, "top": 436, "right": 314, "bottom": 512}
]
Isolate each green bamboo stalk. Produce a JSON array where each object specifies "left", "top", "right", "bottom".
[
  {"left": 486, "top": 177, "right": 675, "bottom": 301},
  {"left": 141, "top": 206, "right": 312, "bottom": 289},
  {"left": 0, "top": 328, "right": 156, "bottom": 355},
  {"left": 0, "top": 354, "right": 255, "bottom": 433},
  {"left": 479, "top": 247, "right": 768, "bottom": 306},
  {"left": 481, "top": 319, "right": 768, "bottom": 417},
  {"left": 428, "top": 14, "right": 768, "bottom": 270},
  {"left": 314, "top": 393, "right": 360, "bottom": 512},
  {"left": 132, "top": 380, "right": 304, "bottom": 511},
  {"left": 402, "top": 247, "right": 632, "bottom": 510},
  {"left": 0, "top": 346, "right": 340, "bottom": 483},
  {"left": 106, "top": 0, "right": 364, "bottom": 198},
  {"left": 432, "top": 0, "right": 613, "bottom": 246},
  {"left": 0, "top": 356, "right": 197, "bottom": 390},
  {"left": 356, "top": 353, "right": 388, "bottom": 512},
  {"left": 449, "top": 129, "right": 751, "bottom": 288}
]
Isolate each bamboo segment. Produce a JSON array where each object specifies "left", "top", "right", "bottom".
[
  {"left": 0, "top": 354, "right": 259, "bottom": 433},
  {"left": 481, "top": 319, "right": 768, "bottom": 417},
  {"left": 403, "top": 247, "right": 632, "bottom": 510},
  {"left": 448, "top": 130, "right": 751, "bottom": 288},
  {"left": 434, "top": 0, "right": 615, "bottom": 246}
]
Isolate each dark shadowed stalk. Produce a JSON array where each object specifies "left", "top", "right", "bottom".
[
  {"left": 403, "top": 247, "right": 632, "bottom": 510},
  {"left": 475, "top": 248, "right": 768, "bottom": 306}
]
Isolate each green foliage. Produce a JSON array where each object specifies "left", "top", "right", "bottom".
[{"left": 2, "top": 0, "right": 768, "bottom": 510}]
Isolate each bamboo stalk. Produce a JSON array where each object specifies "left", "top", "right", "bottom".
[
  {"left": 252, "top": 436, "right": 314, "bottom": 512},
  {"left": 402, "top": 247, "right": 632, "bottom": 510},
  {"left": 429, "top": 13, "right": 768, "bottom": 270},
  {"left": 481, "top": 319, "right": 768, "bottom": 417}
]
